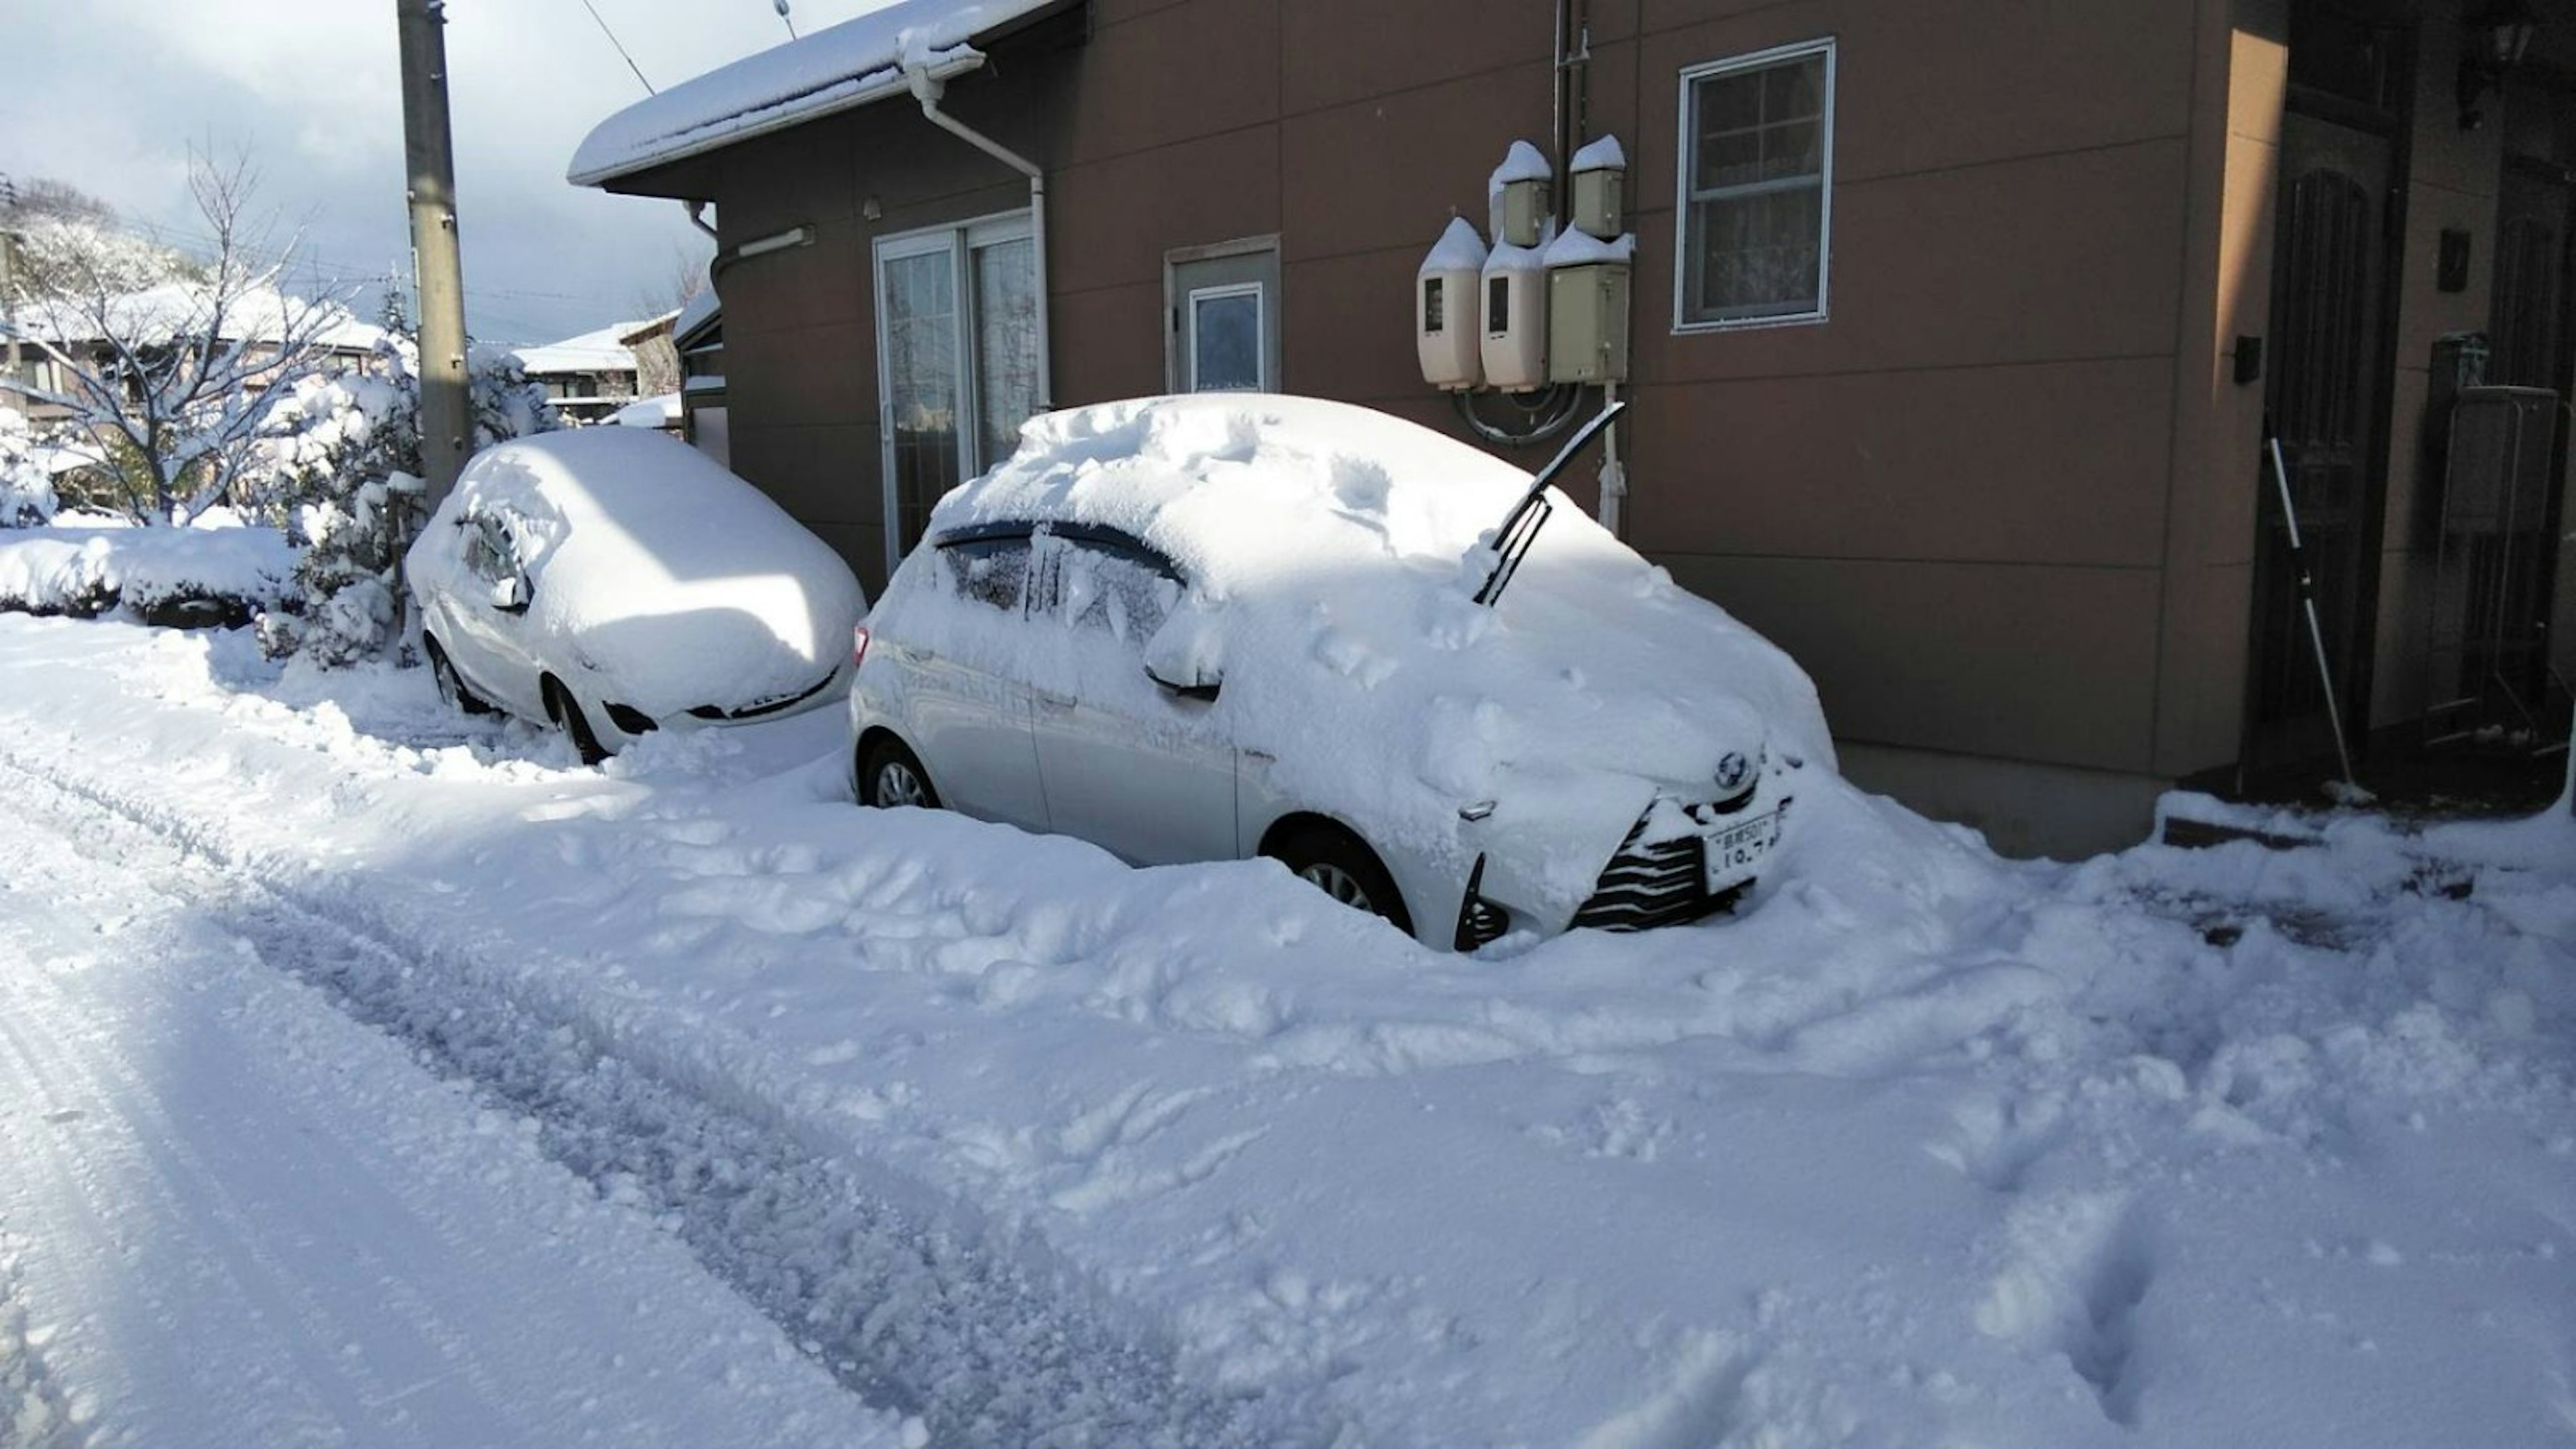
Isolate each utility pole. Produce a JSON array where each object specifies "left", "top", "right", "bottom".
[
  {"left": 396, "top": 0, "right": 470, "bottom": 512},
  {"left": 0, "top": 229, "right": 21, "bottom": 386}
]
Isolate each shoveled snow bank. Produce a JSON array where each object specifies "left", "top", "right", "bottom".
[
  {"left": 880, "top": 394, "right": 1831, "bottom": 908},
  {"left": 0, "top": 521, "right": 294, "bottom": 623},
  {"left": 409, "top": 427, "right": 863, "bottom": 718}
]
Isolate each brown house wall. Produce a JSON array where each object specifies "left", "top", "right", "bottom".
[{"left": 610, "top": 0, "right": 2342, "bottom": 853}]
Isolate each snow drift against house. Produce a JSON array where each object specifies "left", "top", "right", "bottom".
[{"left": 568, "top": 0, "right": 1067, "bottom": 186}]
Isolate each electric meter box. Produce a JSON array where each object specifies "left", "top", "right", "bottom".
[
  {"left": 1496, "top": 176, "right": 1550, "bottom": 249},
  {"left": 1417, "top": 217, "right": 1488, "bottom": 392},
  {"left": 1547, "top": 262, "right": 1631, "bottom": 386},
  {"left": 1489, "top": 140, "right": 1554, "bottom": 250},
  {"left": 1569, "top": 135, "right": 1627, "bottom": 241},
  {"left": 1481, "top": 245, "right": 1548, "bottom": 392}
]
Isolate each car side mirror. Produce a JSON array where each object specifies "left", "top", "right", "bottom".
[
  {"left": 1144, "top": 662, "right": 1220, "bottom": 702},
  {"left": 490, "top": 575, "right": 530, "bottom": 614}
]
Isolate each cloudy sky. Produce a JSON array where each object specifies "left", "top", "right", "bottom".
[{"left": 1, "top": 0, "right": 891, "bottom": 345}]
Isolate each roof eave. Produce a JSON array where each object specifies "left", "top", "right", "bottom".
[{"left": 568, "top": 50, "right": 987, "bottom": 191}]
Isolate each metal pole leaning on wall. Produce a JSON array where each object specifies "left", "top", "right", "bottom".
[
  {"left": 2267, "top": 430, "right": 2362, "bottom": 794},
  {"left": 398, "top": 0, "right": 471, "bottom": 513}
]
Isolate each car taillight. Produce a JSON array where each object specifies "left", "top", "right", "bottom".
[{"left": 852, "top": 624, "right": 871, "bottom": 670}]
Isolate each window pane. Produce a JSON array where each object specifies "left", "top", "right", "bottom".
[
  {"left": 1053, "top": 542, "right": 1179, "bottom": 645},
  {"left": 1191, "top": 288, "right": 1262, "bottom": 391},
  {"left": 1683, "top": 47, "right": 1831, "bottom": 324},
  {"left": 938, "top": 536, "right": 1030, "bottom": 612},
  {"left": 1764, "top": 59, "right": 1823, "bottom": 121},
  {"left": 1696, "top": 126, "right": 1764, "bottom": 191},
  {"left": 1764, "top": 119, "right": 1821, "bottom": 181},
  {"left": 973, "top": 236, "right": 1038, "bottom": 475},
  {"left": 1697, "top": 70, "right": 1762, "bottom": 134},
  {"left": 883, "top": 250, "right": 959, "bottom": 555},
  {"left": 1691, "top": 185, "right": 1822, "bottom": 319}
]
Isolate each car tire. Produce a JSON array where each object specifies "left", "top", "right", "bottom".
[
  {"left": 544, "top": 676, "right": 610, "bottom": 765},
  {"left": 857, "top": 735, "right": 940, "bottom": 810},
  {"left": 1266, "top": 822, "right": 1414, "bottom": 936},
  {"left": 424, "top": 635, "right": 495, "bottom": 717}
]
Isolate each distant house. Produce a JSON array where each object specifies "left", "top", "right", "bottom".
[
  {"left": 616, "top": 310, "right": 683, "bottom": 398},
  {"left": 509, "top": 321, "right": 649, "bottom": 423},
  {"left": 3, "top": 280, "right": 387, "bottom": 429},
  {"left": 570, "top": 0, "right": 2576, "bottom": 857}
]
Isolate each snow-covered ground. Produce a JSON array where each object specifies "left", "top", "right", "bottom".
[{"left": 0, "top": 612, "right": 2569, "bottom": 1447}]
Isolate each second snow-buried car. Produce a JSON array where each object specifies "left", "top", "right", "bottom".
[
  {"left": 849, "top": 394, "right": 1833, "bottom": 949},
  {"left": 409, "top": 429, "right": 866, "bottom": 761}
]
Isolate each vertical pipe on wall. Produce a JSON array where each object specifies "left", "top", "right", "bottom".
[{"left": 906, "top": 64, "right": 1054, "bottom": 413}]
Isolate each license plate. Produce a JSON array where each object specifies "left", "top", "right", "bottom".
[{"left": 1703, "top": 806, "right": 1782, "bottom": 885}]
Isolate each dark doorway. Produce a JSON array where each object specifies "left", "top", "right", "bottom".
[
  {"left": 2245, "top": 109, "right": 2400, "bottom": 775},
  {"left": 2243, "top": 11, "right": 2408, "bottom": 781}
]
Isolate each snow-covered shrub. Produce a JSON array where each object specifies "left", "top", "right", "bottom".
[
  {"left": 0, "top": 411, "right": 59, "bottom": 528},
  {"left": 252, "top": 339, "right": 558, "bottom": 666}
]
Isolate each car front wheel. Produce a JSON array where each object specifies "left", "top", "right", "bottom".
[
  {"left": 1266, "top": 822, "right": 1413, "bottom": 937},
  {"left": 543, "top": 676, "right": 609, "bottom": 765},
  {"left": 857, "top": 735, "right": 940, "bottom": 810},
  {"left": 425, "top": 635, "right": 495, "bottom": 717}
]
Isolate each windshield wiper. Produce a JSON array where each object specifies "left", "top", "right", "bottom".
[{"left": 1471, "top": 399, "right": 1629, "bottom": 608}]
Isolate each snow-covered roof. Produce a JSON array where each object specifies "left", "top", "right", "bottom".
[
  {"left": 5, "top": 282, "right": 384, "bottom": 354},
  {"left": 508, "top": 322, "right": 648, "bottom": 378},
  {"left": 673, "top": 285, "right": 720, "bottom": 347},
  {"left": 568, "top": 0, "right": 1069, "bottom": 188},
  {"left": 612, "top": 393, "right": 682, "bottom": 429}
]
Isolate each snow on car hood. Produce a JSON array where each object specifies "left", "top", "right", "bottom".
[
  {"left": 877, "top": 394, "right": 1833, "bottom": 903},
  {"left": 415, "top": 429, "right": 864, "bottom": 716}
]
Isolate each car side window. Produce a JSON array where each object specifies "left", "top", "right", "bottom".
[
  {"left": 462, "top": 515, "right": 520, "bottom": 584},
  {"left": 1051, "top": 539, "right": 1181, "bottom": 647},
  {"left": 937, "top": 534, "right": 1032, "bottom": 613}
]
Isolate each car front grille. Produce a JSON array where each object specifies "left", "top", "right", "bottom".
[{"left": 1569, "top": 814, "right": 1752, "bottom": 932}]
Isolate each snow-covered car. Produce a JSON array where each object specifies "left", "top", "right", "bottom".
[
  {"left": 408, "top": 429, "right": 865, "bottom": 761},
  {"left": 848, "top": 394, "right": 1833, "bottom": 949}
]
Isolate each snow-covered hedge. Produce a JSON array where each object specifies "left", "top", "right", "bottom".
[
  {"left": 252, "top": 341, "right": 558, "bottom": 666},
  {"left": 0, "top": 521, "right": 296, "bottom": 627}
]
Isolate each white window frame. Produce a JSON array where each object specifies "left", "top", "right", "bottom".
[
  {"left": 1672, "top": 36, "right": 1837, "bottom": 334},
  {"left": 1184, "top": 281, "right": 1265, "bottom": 392},
  {"left": 871, "top": 209, "right": 1035, "bottom": 576}
]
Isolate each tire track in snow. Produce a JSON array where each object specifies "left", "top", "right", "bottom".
[{"left": 0, "top": 748, "right": 1317, "bottom": 1449}]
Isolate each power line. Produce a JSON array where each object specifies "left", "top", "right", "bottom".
[{"left": 581, "top": 0, "right": 655, "bottom": 95}]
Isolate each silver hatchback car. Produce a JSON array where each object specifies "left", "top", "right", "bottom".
[{"left": 848, "top": 395, "right": 1828, "bottom": 949}]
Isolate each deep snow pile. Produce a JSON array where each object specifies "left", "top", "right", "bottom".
[
  {"left": 881, "top": 394, "right": 1829, "bottom": 904},
  {"left": 0, "top": 518, "right": 293, "bottom": 622},
  {"left": 0, "top": 612, "right": 2568, "bottom": 1447}
]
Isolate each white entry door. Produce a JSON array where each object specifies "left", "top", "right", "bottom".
[{"left": 875, "top": 213, "right": 1040, "bottom": 574}]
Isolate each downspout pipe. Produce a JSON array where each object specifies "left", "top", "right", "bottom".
[
  {"left": 905, "top": 63, "right": 1053, "bottom": 413},
  {"left": 682, "top": 200, "right": 718, "bottom": 241}
]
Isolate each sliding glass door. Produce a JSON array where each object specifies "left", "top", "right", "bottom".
[{"left": 875, "top": 213, "right": 1040, "bottom": 572}]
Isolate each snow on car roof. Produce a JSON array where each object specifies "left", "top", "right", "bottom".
[
  {"left": 568, "top": 0, "right": 1067, "bottom": 187},
  {"left": 890, "top": 394, "right": 1834, "bottom": 906}
]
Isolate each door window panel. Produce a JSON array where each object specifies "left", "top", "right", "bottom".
[
  {"left": 1189, "top": 284, "right": 1263, "bottom": 392},
  {"left": 974, "top": 236, "right": 1039, "bottom": 473},
  {"left": 883, "top": 248, "right": 961, "bottom": 559}
]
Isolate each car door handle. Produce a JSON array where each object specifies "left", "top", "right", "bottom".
[{"left": 1034, "top": 689, "right": 1076, "bottom": 711}]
